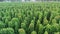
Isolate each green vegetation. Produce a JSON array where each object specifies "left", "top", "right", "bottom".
[{"left": 0, "top": 2, "right": 60, "bottom": 34}]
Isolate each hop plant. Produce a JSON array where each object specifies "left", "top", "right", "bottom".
[
  {"left": 36, "top": 20, "right": 41, "bottom": 33},
  {"left": 44, "top": 31, "right": 48, "bottom": 34},
  {"left": 0, "top": 28, "right": 14, "bottom": 34},
  {"left": 31, "top": 31, "right": 37, "bottom": 34},
  {"left": 50, "top": 23, "right": 59, "bottom": 32},
  {"left": 8, "top": 18, "right": 19, "bottom": 27},
  {"left": 45, "top": 24, "right": 51, "bottom": 34},
  {"left": 8, "top": 18, "right": 19, "bottom": 34},
  {"left": 0, "top": 21, "right": 5, "bottom": 29},
  {"left": 39, "top": 12, "right": 43, "bottom": 20},
  {"left": 29, "top": 20, "right": 34, "bottom": 34},
  {"left": 54, "top": 32, "right": 60, "bottom": 34},
  {"left": 38, "top": 24, "right": 44, "bottom": 34},
  {"left": 21, "top": 23, "right": 26, "bottom": 30},
  {"left": 52, "top": 19, "right": 57, "bottom": 24},
  {"left": 55, "top": 15, "right": 60, "bottom": 23},
  {"left": 11, "top": 18, "right": 19, "bottom": 23},
  {"left": 43, "top": 17, "right": 48, "bottom": 25},
  {"left": 18, "top": 28, "right": 26, "bottom": 34}
]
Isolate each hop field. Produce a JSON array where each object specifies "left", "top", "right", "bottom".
[{"left": 0, "top": 2, "right": 60, "bottom": 34}]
